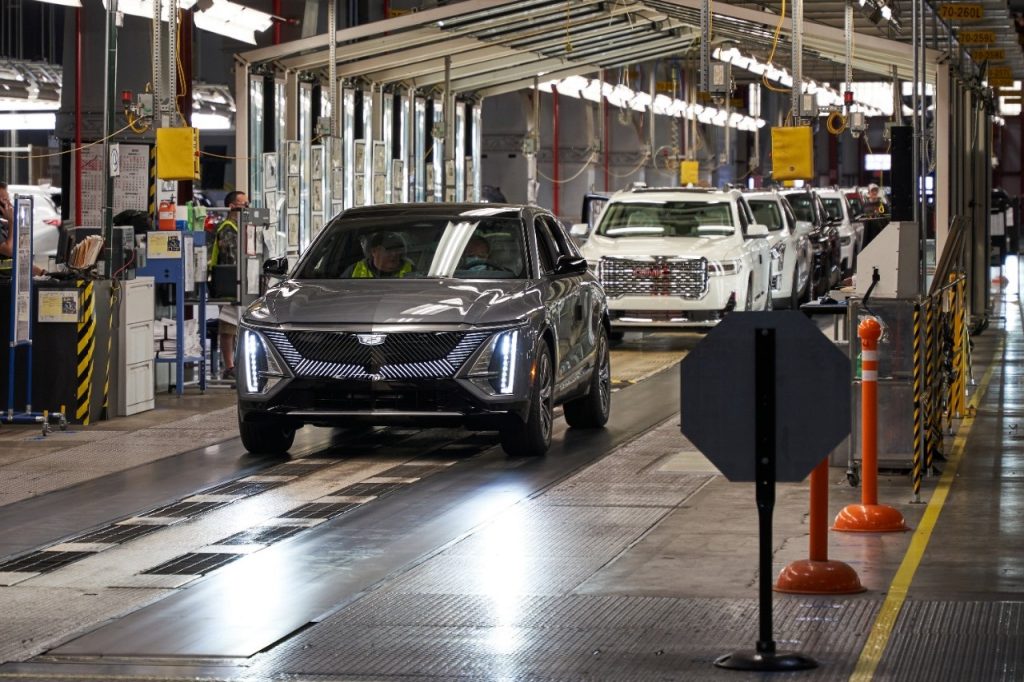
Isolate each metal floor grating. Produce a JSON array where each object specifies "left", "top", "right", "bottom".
[
  {"left": 202, "top": 480, "right": 283, "bottom": 497},
  {"left": 278, "top": 502, "right": 361, "bottom": 520},
  {"left": 71, "top": 524, "right": 162, "bottom": 544},
  {"left": 217, "top": 525, "right": 307, "bottom": 545},
  {"left": 0, "top": 551, "right": 96, "bottom": 574},
  {"left": 145, "top": 500, "right": 233, "bottom": 518},
  {"left": 336, "top": 481, "right": 406, "bottom": 497},
  {"left": 141, "top": 552, "right": 243, "bottom": 576}
]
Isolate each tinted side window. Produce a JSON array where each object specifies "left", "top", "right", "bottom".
[
  {"left": 542, "top": 215, "right": 580, "bottom": 258},
  {"left": 534, "top": 217, "right": 559, "bottom": 273},
  {"left": 736, "top": 199, "right": 749, "bottom": 233}
]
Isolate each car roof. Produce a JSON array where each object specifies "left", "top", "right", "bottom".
[
  {"left": 744, "top": 191, "right": 783, "bottom": 200},
  {"left": 341, "top": 202, "right": 532, "bottom": 219},
  {"left": 611, "top": 186, "right": 742, "bottom": 202}
]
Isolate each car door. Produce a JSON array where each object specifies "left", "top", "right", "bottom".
[
  {"left": 737, "top": 197, "right": 770, "bottom": 307},
  {"left": 781, "top": 198, "right": 811, "bottom": 295},
  {"left": 534, "top": 213, "right": 591, "bottom": 398}
]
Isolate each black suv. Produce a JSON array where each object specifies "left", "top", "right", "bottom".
[{"left": 781, "top": 189, "right": 841, "bottom": 296}]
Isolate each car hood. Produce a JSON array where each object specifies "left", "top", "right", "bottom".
[
  {"left": 583, "top": 234, "right": 746, "bottom": 260},
  {"left": 247, "top": 279, "right": 541, "bottom": 327}
]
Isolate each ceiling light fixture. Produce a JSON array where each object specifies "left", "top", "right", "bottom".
[{"left": 32, "top": 0, "right": 83, "bottom": 7}]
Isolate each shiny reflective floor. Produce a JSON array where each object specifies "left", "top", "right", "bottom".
[{"left": 0, "top": 267, "right": 1020, "bottom": 681}]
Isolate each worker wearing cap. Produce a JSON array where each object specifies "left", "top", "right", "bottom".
[
  {"left": 343, "top": 232, "right": 414, "bottom": 278},
  {"left": 862, "top": 184, "right": 889, "bottom": 248}
]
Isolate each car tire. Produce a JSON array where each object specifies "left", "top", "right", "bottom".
[
  {"left": 239, "top": 413, "right": 296, "bottom": 455},
  {"left": 500, "top": 343, "right": 554, "bottom": 457},
  {"left": 563, "top": 328, "right": 611, "bottom": 429}
]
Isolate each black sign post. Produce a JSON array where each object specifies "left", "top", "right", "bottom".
[{"left": 713, "top": 328, "right": 816, "bottom": 671}]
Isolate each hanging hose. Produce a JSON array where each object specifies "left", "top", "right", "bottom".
[{"left": 826, "top": 110, "right": 847, "bottom": 135}]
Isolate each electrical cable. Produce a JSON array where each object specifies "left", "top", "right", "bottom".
[
  {"left": 607, "top": 150, "right": 652, "bottom": 178},
  {"left": 0, "top": 122, "right": 137, "bottom": 160},
  {"left": 762, "top": 0, "right": 789, "bottom": 93},
  {"left": 537, "top": 152, "right": 599, "bottom": 183},
  {"left": 826, "top": 110, "right": 847, "bottom": 134}
]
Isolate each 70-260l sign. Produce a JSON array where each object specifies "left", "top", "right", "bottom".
[{"left": 941, "top": 4, "right": 984, "bottom": 22}]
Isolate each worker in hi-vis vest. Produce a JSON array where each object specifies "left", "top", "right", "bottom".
[
  {"left": 209, "top": 190, "right": 247, "bottom": 380},
  {"left": 343, "top": 231, "right": 413, "bottom": 278}
]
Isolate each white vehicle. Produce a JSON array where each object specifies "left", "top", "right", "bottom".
[
  {"left": 745, "top": 191, "right": 814, "bottom": 308},
  {"left": 578, "top": 187, "right": 772, "bottom": 332},
  {"left": 817, "top": 188, "right": 862, "bottom": 275},
  {"left": 7, "top": 184, "right": 61, "bottom": 269}
]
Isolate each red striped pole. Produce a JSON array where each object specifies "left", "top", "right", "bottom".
[{"left": 833, "top": 317, "right": 909, "bottom": 532}]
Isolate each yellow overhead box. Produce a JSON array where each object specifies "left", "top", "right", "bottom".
[
  {"left": 679, "top": 160, "right": 700, "bottom": 186},
  {"left": 156, "top": 127, "right": 200, "bottom": 181},
  {"left": 771, "top": 126, "right": 813, "bottom": 181}
]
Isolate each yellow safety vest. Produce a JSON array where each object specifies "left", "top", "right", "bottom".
[
  {"left": 208, "top": 218, "right": 238, "bottom": 267},
  {"left": 351, "top": 259, "right": 413, "bottom": 278}
]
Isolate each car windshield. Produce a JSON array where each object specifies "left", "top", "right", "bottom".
[
  {"left": 847, "top": 195, "right": 864, "bottom": 216},
  {"left": 783, "top": 194, "right": 815, "bottom": 223},
  {"left": 595, "top": 200, "right": 735, "bottom": 237},
  {"left": 294, "top": 209, "right": 529, "bottom": 280},
  {"left": 821, "top": 198, "right": 844, "bottom": 222},
  {"left": 748, "top": 200, "right": 783, "bottom": 231}
]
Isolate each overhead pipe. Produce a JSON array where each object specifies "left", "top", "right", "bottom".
[
  {"left": 328, "top": 0, "right": 337, "bottom": 136},
  {"left": 552, "top": 84, "right": 560, "bottom": 217},
  {"left": 273, "top": 0, "right": 281, "bottom": 43},
  {"left": 912, "top": 0, "right": 921, "bottom": 294},
  {"left": 601, "top": 68, "right": 609, "bottom": 192},
  {"left": 791, "top": 0, "right": 803, "bottom": 120}
]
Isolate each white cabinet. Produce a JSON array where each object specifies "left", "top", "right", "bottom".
[{"left": 116, "top": 276, "right": 155, "bottom": 416}]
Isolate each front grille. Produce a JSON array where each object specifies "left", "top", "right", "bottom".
[
  {"left": 264, "top": 330, "right": 490, "bottom": 380},
  {"left": 600, "top": 257, "right": 708, "bottom": 299}
]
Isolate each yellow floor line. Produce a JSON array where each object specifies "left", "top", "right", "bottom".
[{"left": 849, "top": 336, "right": 1004, "bottom": 682}]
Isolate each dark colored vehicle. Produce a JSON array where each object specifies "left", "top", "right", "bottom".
[
  {"left": 237, "top": 203, "right": 612, "bottom": 458},
  {"left": 780, "top": 189, "right": 841, "bottom": 296}
]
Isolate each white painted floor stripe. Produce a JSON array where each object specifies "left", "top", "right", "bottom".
[
  {"left": 364, "top": 476, "right": 420, "bottom": 484},
  {"left": 47, "top": 542, "right": 114, "bottom": 553}
]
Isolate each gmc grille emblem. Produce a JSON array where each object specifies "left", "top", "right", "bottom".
[
  {"left": 356, "top": 333, "right": 387, "bottom": 346},
  {"left": 633, "top": 265, "right": 670, "bottom": 278}
]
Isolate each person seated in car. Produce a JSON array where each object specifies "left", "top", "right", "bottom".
[
  {"left": 460, "top": 235, "right": 491, "bottom": 271},
  {"left": 343, "top": 231, "right": 413, "bottom": 278}
]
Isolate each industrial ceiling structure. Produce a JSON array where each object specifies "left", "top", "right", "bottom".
[{"left": 238, "top": 0, "right": 1021, "bottom": 100}]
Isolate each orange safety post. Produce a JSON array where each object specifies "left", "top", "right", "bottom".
[
  {"left": 833, "top": 317, "right": 909, "bottom": 533},
  {"left": 775, "top": 459, "right": 864, "bottom": 594}
]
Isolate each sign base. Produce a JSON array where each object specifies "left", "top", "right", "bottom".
[
  {"left": 714, "top": 649, "right": 818, "bottom": 671},
  {"left": 833, "top": 503, "right": 909, "bottom": 532},
  {"left": 774, "top": 559, "right": 866, "bottom": 595}
]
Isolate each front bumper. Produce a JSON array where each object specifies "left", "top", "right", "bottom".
[{"left": 238, "top": 376, "right": 529, "bottom": 429}]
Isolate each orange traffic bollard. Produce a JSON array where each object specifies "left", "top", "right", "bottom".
[
  {"left": 775, "top": 459, "right": 865, "bottom": 594},
  {"left": 833, "top": 317, "right": 909, "bottom": 533}
]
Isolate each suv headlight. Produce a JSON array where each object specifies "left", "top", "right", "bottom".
[
  {"left": 840, "top": 235, "right": 852, "bottom": 246},
  {"left": 240, "top": 328, "right": 289, "bottom": 396},
  {"left": 708, "top": 259, "right": 743, "bottom": 276},
  {"left": 466, "top": 328, "right": 520, "bottom": 395}
]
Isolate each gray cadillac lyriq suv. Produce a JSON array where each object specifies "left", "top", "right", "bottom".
[{"left": 237, "top": 203, "right": 612, "bottom": 457}]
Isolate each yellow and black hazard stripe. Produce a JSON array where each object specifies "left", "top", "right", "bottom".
[
  {"left": 101, "top": 285, "right": 117, "bottom": 420},
  {"left": 149, "top": 145, "right": 157, "bottom": 219},
  {"left": 76, "top": 280, "right": 96, "bottom": 425},
  {"left": 912, "top": 301, "right": 923, "bottom": 500}
]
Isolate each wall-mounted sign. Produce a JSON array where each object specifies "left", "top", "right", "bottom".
[
  {"left": 971, "top": 49, "right": 1005, "bottom": 61},
  {"left": 939, "top": 3, "right": 984, "bottom": 21},
  {"left": 989, "top": 66, "right": 1014, "bottom": 80},
  {"left": 958, "top": 30, "right": 996, "bottom": 44}
]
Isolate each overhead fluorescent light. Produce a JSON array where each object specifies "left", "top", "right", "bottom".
[
  {"left": 34, "top": 0, "right": 83, "bottom": 7},
  {"left": 0, "top": 112, "right": 56, "bottom": 130},
  {"left": 194, "top": 0, "right": 273, "bottom": 45},
  {"left": 191, "top": 112, "right": 231, "bottom": 130},
  {"left": 101, "top": 0, "right": 198, "bottom": 21}
]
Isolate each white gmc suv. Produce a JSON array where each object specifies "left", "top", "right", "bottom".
[{"left": 578, "top": 187, "right": 772, "bottom": 332}]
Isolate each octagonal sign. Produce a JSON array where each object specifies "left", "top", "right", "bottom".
[{"left": 679, "top": 311, "right": 850, "bottom": 482}]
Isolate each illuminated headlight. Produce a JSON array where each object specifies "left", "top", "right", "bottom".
[
  {"left": 708, "top": 259, "right": 743, "bottom": 276},
  {"left": 466, "top": 329, "right": 520, "bottom": 395},
  {"left": 241, "top": 328, "right": 288, "bottom": 395}
]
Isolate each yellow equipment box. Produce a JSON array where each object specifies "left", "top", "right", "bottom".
[
  {"left": 679, "top": 160, "right": 700, "bottom": 186},
  {"left": 771, "top": 126, "right": 813, "bottom": 181},
  {"left": 156, "top": 127, "right": 200, "bottom": 181}
]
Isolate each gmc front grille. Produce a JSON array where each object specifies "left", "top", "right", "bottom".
[{"left": 600, "top": 256, "right": 708, "bottom": 299}]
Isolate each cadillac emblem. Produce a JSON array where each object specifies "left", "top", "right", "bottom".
[{"left": 356, "top": 333, "right": 387, "bottom": 346}]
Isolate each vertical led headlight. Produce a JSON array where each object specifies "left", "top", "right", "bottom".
[
  {"left": 467, "top": 328, "right": 521, "bottom": 395},
  {"left": 241, "top": 328, "right": 287, "bottom": 395}
]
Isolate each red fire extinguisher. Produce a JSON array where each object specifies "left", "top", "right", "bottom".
[{"left": 158, "top": 199, "right": 176, "bottom": 231}]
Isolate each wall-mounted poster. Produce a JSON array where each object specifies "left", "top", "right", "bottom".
[
  {"left": 286, "top": 141, "right": 301, "bottom": 175},
  {"left": 372, "top": 141, "right": 386, "bottom": 175},
  {"left": 287, "top": 213, "right": 299, "bottom": 248},
  {"left": 287, "top": 175, "right": 300, "bottom": 210},
  {"left": 311, "top": 145, "right": 324, "bottom": 180},
  {"left": 373, "top": 175, "right": 386, "bottom": 204},
  {"left": 392, "top": 159, "right": 404, "bottom": 194},
  {"left": 332, "top": 168, "right": 344, "bottom": 197},
  {"left": 354, "top": 175, "right": 365, "bottom": 207},
  {"left": 354, "top": 140, "right": 366, "bottom": 172},
  {"left": 312, "top": 180, "right": 323, "bottom": 213},
  {"left": 263, "top": 152, "right": 278, "bottom": 190}
]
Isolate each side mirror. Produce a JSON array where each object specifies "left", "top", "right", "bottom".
[
  {"left": 746, "top": 223, "right": 770, "bottom": 238},
  {"left": 554, "top": 255, "right": 589, "bottom": 276},
  {"left": 570, "top": 223, "right": 590, "bottom": 237},
  {"left": 263, "top": 257, "right": 289, "bottom": 276},
  {"left": 794, "top": 220, "right": 814, "bottom": 236}
]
